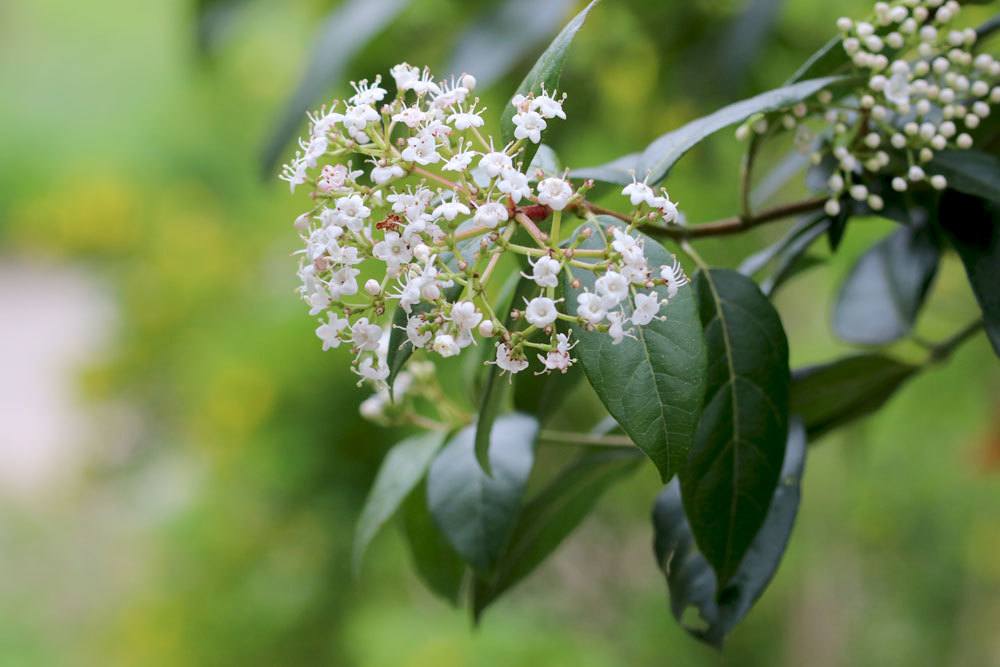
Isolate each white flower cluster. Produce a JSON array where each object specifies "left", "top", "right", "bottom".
[
  {"left": 282, "top": 64, "right": 688, "bottom": 404},
  {"left": 738, "top": 0, "right": 998, "bottom": 215}
]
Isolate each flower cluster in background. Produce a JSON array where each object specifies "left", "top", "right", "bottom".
[
  {"left": 282, "top": 64, "right": 686, "bottom": 417},
  {"left": 738, "top": 0, "right": 998, "bottom": 215}
]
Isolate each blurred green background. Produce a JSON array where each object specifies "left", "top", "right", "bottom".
[{"left": 0, "top": 0, "right": 998, "bottom": 665}]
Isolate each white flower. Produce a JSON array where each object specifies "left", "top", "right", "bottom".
[
  {"left": 480, "top": 151, "right": 513, "bottom": 178},
  {"left": 372, "top": 231, "right": 412, "bottom": 267},
  {"left": 390, "top": 63, "right": 421, "bottom": 91},
  {"left": 450, "top": 301, "right": 482, "bottom": 331},
  {"left": 401, "top": 133, "right": 441, "bottom": 165},
  {"left": 655, "top": 197, "right": 679, "bottom": 224},
  {"left": 328, "top": 267, "right": 360, "bottom": 298},
  {"left": 595, "top": 270, "right": 629, "bottom": 307},
  {"left": 473, "top": 201, "right": 509, "bottom": 228},
  {"left": 536, "top": 177, "right": 573, "bottom": 211},
  {"left": 432, "top": 333, "right": 460, "bottom": 357},
  {"left": 300, "top": 135, "right": 328, "bottom": 168},
  {"left": 410, "top": 69, "right": 442, "bottom": 96},
  {"left": 432, "top": 79, "right": 470, "bottom": 109},
  {"left": 392, "top": 105, "right": 427, "bottom": 128},
  {"left": 659, "top": 258, "right": 688, "bottom": 299},
  {"left": 497, "top": 168, "right": 532, "bottom": 203},
  {"left": 443, "top": 148, "right": 477, "bottom": 172},
  {"left": 280, "top": 157, "right": 308, "bottom": 192},
  {"left": 512, "top": 109, "right": 547, "bottom": 143},
  {"left": 524, "top": 296, "right": 559, "bottom": 328},
  {"left": 336, "top": 194, "right": 371, "bottom": 231},
  {"left": 432, "top": 199, "right": 470, "bottom": 221},
  {"left": 606, "top": 311, "right": 632, "bottom": 344},
  {"left": 356, "top": 355, "right": 389, "bottom": 385},
  {"left": 343, "top": 104, "right": 380, "bottom": 133},
  {"left": 532, "top": 89, "right": 567, "bottom": 120},
  {"left": 316, "top": 312, "right": 348, "bottom": 350},
  {"left": 622, "top": 178, "right": 656, "bottom": 207},
  {"left": 405, "top": 316, "right": 431, "bottom": 348},
  {"left": 884, "top": 71, "right": 911, "bottom": 107},
  {"left": 307, "top": 285, "right": 331, "bottom": 315},
  {"left": 493, "top": 343, "right": 529, "bottom": 375},
  {"left": 538, "top": 333, "right": 575, "bottom": 372},
  {"left": 349, "top": 76, "right": 387, "bottom": 106},
  {"left": 631, "top": 292, "right": 663, "bottom": 326},
  {"left": 351, "top": 318, "right": 383, "bottom": 351},
  {"left": 371, "top": 163, "right": 405, "bottom": 185},
  {"left": 448, "top": 106, "right": 485, "bottom": 130},
  {"left": 576, "top": 291, "right": 607, "bottom": 325},
  {"left": 525, "top": 255, "right": 560, "bottom": 288}
]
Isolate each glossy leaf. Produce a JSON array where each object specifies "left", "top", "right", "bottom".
[
  {"left": 832, "top": 221, "right": 940, "bottom": 345},
  {"left": 683, "top": 269, "right": 790, "bottom": 587},
  {"left": 937, "top": 190, "right": 1000, "bottom": 355},
  {"left": 500, "top": 0, "right": 600, "bottom": 167},
  {"left": 446, "top": 0, "right": 576, "bottom": 91},
  {"left": 427, "top": 413, "right": 539, "bottom": 572},
  {"left": 473, "top": 448, "right": 642, "bottom": 619},
  {"left": 784, "top": 36, "right": 845, "bottom": 84},
  {"left": 790, "top": 353, "right": 918, "bottom": 438},
  {"left": 574, "top": 76, "right": 844, "bottom": 185},
  {"left": 261, "top": 0, "right": 409, "bottom": 174},
  {"left": 930, "top": 150, "right": 1000, "bottom": 204},
  {"left": 564, "top": 217, "right": 708, "bottom": 482},
  {"left": 654, "top": 418, "right": 806, "bottom": 647},
  {"left": 401, "top": 480, "right": 466, "bottom": 605},
  {"left": 353, "top": 431, "right": 447, "bottom": 574}
]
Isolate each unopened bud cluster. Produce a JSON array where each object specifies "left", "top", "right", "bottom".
[
  {"left": 737, "top": 0, "right": 998, "bottom": 215},
  {"left": 282, "top": 64, "right": 688, "bottom": 405}
]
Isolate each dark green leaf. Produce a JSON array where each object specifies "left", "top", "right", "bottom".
[
  {"left": 574, "top": 76, "right": 845, "bottom": 185},
  {"left": 500, "top": 0, "right": 600, "bottom": 167},
  {"left": 427, "top": 413, "right": 539, "bottom": 572},
  {"left": 528, "top": 144, "right": 563, "bottom": 178},
  {"left": 937, "top": 190, "right": 1000, "bottom": 355},
  {"left": 977, "top": 12, "right": 1000, "bottom": 43},
  {"left": 683, "top": 269, "right": 790, "bottom": 587},
  {"left": 194, "top": 0, "right": 251, "bottom": 56},
  {"left": 930, "top": 150, "right": 1000, "bottom": 204},
  {"left": 476, "top": 278, "right": 539, "bottom": 471},
  {"left": 401, "top": 480, "right": 466, "bottom": 605},
  {"left": 353, "top": 431, "right": 447, "bottom": 574},
  {"left": 261, "top": 0, "right": 409, "bottom": 174},
  {"left": 473, "top": 448, "right": 641, "bottom": 618},
  {"left": 738, "top": 214, "right": 829, "bottom": 278},
  {"left": 447, "top": 0, "right": 576, "bottom": 90},
  {"left": 709, "top": 0, "right": 784, "bottom": 93},
  {"left": 654, "top": 418, "right": 806, "bottom": 647},
  {"left": 784, "top": 36, "right": 846, "bottom": 84},
  {"left": 832, "top": 221, "right": 940, "bottom": 345},
  {"left": 512, "top": 352, "right": 582, "bottom": 424},
  {"left": 790, "top": 353, "right": 918, "bottom": 438},
  {"left": 564, "top": 217, "right": 708, "bottom": 482}
]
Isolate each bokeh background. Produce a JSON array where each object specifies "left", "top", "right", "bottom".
[{"left": 1, "top": 0, "right": 999, "bottom": 664}]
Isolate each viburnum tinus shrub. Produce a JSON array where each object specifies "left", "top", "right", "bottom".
[{"left": 280, "top": 0, "right": 999, "bottom": 645}]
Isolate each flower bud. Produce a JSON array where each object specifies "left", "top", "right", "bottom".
[
  {"left": 460, "top": 73, "right": 477, "bottom": 91},
  {"left": 364, "top": 279, "right": 381, "bottom": 296},
  {"left": 478, "top": 320, "right": 495, "bottom": 337}
]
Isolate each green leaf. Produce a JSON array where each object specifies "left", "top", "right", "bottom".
[
  {"left": 564, "top": 217, "right": 708, "bottom": 482},
  {"left": 500, "top": 0, "right": 600, "bottom": 167},
  {"left": 683, "top": 269, "right": 790, "bottom": 587},
  {"left": 832, "top": 221, "right": 940, "bottom": 345},
  {"left": 512, "top": 349, "right": 582, "bottom": 424},
  {"left": 446, "top": 0, "right": 576, "bottom": 90},
  {"left": 573, "top": 76, "right": 845, "bottom": 185},
  {"left": 790, "top": 353, "right": 918, "bottom": 439},
  {"left": 936, "top": 190, "right": 1000, "bottom": 356},
  {"left": 738, "top": 214, "right": 829, "bottom": 278},
  {"left": 401, "top": 480, "right": 466, "bottom": 605},
  {"left": 527, "top": 144, "right": 563, "bottom": 178},
  {"left": 930, "top": 150, "right": 1000, "bottom": 204},
  {"left": 261, "top": 0, "right": 409, "bottom": 174},
  {"left": 473, "top": 448, "right": 641, "bottom": 619},
  {"left": 353, "top": 431, "right": 447, "bottom": 574},
  {"left": 427, "top": 413, "right": 539, "bottom": 572},
  {"left": 475, "top": 277, "right": 539, "bottom": 472},
  {"left": 653, "top": 418, "right": 806, "bottom": 647},
  {"left": 784, "top": 36, "right": 846, "bottom": 84}
]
